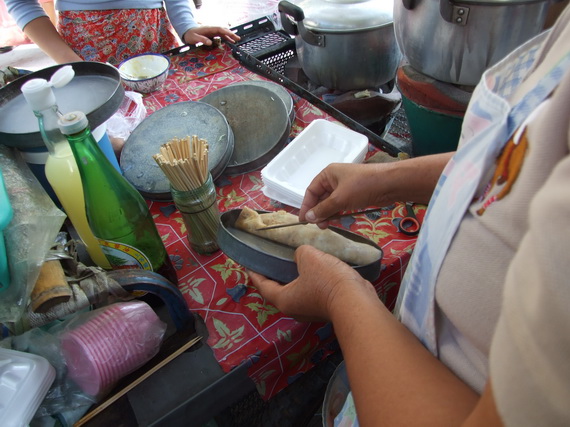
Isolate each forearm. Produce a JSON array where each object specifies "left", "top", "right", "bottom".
[
  {"left": 330, "top": 289, "right": 478, "bottom": 426},
  {"left": 23, "top": 17, "right": 83, "bottom": 63},
  {"left": 376, "top": 151, "right": 453, "bottom": 205}
]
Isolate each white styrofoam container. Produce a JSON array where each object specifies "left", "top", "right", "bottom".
[
  {"left": 263, "top": 178, "right": 304, "bottom": 202},
  {"left": 0, "top": 348, "right": 56, "bottom": 427},
  {"left": 261, "top": 119, "right": 368, "bottom": 207},
  {"left": 262, "top": 185, "right": 303, "bottom": 209}
]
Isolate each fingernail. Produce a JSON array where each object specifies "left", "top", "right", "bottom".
[{"left": 306, "top": 210, "right": 316, "bottom": 222}]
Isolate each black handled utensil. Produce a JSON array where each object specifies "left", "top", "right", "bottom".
[{"left": 256, "top": 207, "right": 390, "bottom": 231}]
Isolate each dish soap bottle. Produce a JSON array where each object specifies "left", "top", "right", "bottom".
[
  {"left": 57, "top": 110, "right": 178, "bottom": 285},
  {"left": 21, "top": 66, "right": 111, "bottom": 269}
]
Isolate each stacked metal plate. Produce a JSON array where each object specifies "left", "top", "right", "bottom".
[
  {"left": 200, "top": 84, "right": 291, "bottom": 176},
  {"left": 0, "top": 61, "right": 124, "bottom": 149},
  {"left": 120, "top": 101, "right": 234, "bottom": 201},
  {"left": 261, "top": 119, "right": 368, "bottom": 208},
  {"left": 228, "top": 80, "right": 295, "bottom": 124}
]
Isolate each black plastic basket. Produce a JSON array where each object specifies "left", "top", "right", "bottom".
[{"left": 231, "top": 17, "right": 295, "bottom": 75}]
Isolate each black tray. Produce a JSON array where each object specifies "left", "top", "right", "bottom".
[
  {"left": 200, "top": 85, "right": 290, "bottom": 176},
  {"left": 120, "top": 101, "right": 234, "bottom": 200},
  {"left": 217, "top": 209, "right": 383, "bottom": 284}
]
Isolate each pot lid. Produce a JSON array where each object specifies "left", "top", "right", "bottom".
[{"left": 293, "top": 0, "right": 395, "bottom": 32}]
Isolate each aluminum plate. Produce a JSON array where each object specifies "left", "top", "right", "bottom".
[
  {"left": 0, "top": 61, "right": 124, "bottom": 148},
  {"left": 200, "top": 85, "right": 291, "bottom": 175},
  {"left": 228, "top": 80, "right": 295, "bottom": 123},
  {"left": 120, "top": 101, "right": 234, "bottom": 201},
  {"left": 217, "top": 209, "right": 383, "bottom": 284}
]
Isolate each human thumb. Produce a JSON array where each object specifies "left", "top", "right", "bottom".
[{"left": 306, "top": 198, "right": 343, "bottom": 224}]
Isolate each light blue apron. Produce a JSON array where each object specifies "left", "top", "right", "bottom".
[
  {"left": 395, "top": 29, "right": 570, "bottom": 356},
  {"left": 332, "top": 27, "right": 570, "bottom": 426}
]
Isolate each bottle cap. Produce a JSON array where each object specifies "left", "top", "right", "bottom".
[
  {"left": 48, "top": 65, "right": 75, "bottom": 88},
  {"left": 58, "top": 111, "right": 89, "bottom": 135},
  {"left": 21, "top": 65, "right": 75, "bottom": 112},
  {"left": 21, "top": 79, "right": 56, "bottom": 112}
]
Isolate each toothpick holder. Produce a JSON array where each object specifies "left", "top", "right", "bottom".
[{"left": 171, "top": 174, "right": 220, "bottom": 255}]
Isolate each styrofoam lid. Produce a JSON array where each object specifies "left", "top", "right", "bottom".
[{"left": 0, "top": 348, "right": 56, "bottom": 427}]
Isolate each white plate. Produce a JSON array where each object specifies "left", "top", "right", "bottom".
[{"left": 261, "top": 120, "right": 368, "bottom": 202}]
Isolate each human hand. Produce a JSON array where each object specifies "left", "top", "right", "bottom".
[
  {"left": 182, "top": 26, "right": 241, "bottom": 46},
  {"left": 247, "top": 245, "right": 376, "bottom": 322},
  {"left": 299, "top": 163, "right": 385, "bottom": 228}
]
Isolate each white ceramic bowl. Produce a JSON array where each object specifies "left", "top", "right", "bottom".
[{"left": 118, "top": 53, "right": 170, "bottom": 93}]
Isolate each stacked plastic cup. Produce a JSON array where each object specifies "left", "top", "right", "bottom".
[{"left": 60, "top": 301, "right": 166, "bottom": 397}]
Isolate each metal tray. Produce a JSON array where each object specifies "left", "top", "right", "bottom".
[
  {"left": 228, "top": 80, "right": 294, "bottom": 124},
  {"left": 120, "top": 101, "right": 234, "bottom": 201},
  {"left": 0, "top": 61, "right": 124, "bottom": 149},
  {"left": 200, "top": 85, "right": 291, "bottom": 176},
  {"left": 217, "top": 209, "right": 383, "bottom": 284}
]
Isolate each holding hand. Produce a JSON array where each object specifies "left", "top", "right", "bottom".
[
  {"left": 299, "top": 154, "right": 451, "bottom": 228},
  {"left": 247, "top": 245, "right": 377, "bottom": 323},
  {"left": 299, "top": 163, "right": 388, "bottom": 228},
  {"left": 182, "top": 26, "right": 241, "bottom": 46}
]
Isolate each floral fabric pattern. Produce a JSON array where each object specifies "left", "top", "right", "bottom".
[
  {"left": 141, "top": 44, "right": 423, "bottom": 400},
  {"left": 58, "top": 8, "right": 179, "bottom": 65}
]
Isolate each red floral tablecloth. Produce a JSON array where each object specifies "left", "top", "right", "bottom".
[{"left": 139, "top": 44, "right": 423, "bottom": 400}]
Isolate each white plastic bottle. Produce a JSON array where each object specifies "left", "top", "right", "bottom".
[{"left": 21, "top": 66, "right": 111, "bottom": 269}]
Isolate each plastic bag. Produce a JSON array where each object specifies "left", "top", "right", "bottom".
[
  {"left": 105, "top": 91, "right": 147, "bottom": 140},
  {"left": 54, "top": 301, "right": 167, "bottom": 399},
  {"left": 2, "top": 327, "right": 96, "bottom": 422},
  {"left": 0, "top": 146, "right": 66, "bottom": 325},
  {"left": 1, "top": 301, "right": 166, "bottom": 424}
]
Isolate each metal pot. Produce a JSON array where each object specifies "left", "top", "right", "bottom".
[
  {"left": 394, "top": 0, "right": 552, "bottom": 86},
  {"left": 279, "top": 0, "right": 402, "bottom": 91}
]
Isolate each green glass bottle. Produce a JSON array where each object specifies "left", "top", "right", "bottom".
[{"left": 57, "top": 111, "right": 178, "bottom": 285}]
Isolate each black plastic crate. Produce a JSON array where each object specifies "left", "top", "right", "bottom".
[{"left": 231, "top": 17, "right": 296, "bottom": 75}]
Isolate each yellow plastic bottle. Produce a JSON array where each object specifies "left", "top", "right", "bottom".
[
  {"left": 44, "top": 141, "right": 111, "bottom": 268},
  {"left": 21, "top": 68, "right": 111, "bottom": 269}
]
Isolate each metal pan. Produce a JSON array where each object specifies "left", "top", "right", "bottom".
[
  {"left": 200, "top": 85, "right": 291, "bottom": 175},
  {"left": 217, "top": 209, "right": 383, "bottom": 283},
  {"left": 228, "top": 80, "right": 295, "bottom": 124},
  {"left": 120, "top": 101, "right": 234, "bottom": 201},
  {"left": 0, "top": 61, "right": 124, "bottom": 148}
]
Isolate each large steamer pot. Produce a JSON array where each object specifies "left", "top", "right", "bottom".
[
  {"left": 279, "top": 0, "right": 402, "bottom": 91},
  {"left": 394, "top": 0, "right": 552, "bottom": 86}
]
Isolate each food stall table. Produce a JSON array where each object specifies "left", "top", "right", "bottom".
[{"left": 88, "top": 42, "right": 424, "bottom": 425}]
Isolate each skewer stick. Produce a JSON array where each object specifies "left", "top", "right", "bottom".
[
  {"left": 74, "top": 336, "right": 202, "bottom": 427},
  {"left": 152, "top": 135, "right": 210, "bottom": 191}
]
